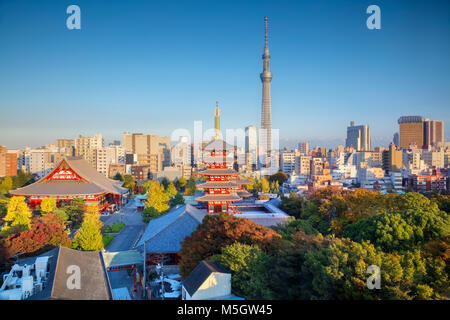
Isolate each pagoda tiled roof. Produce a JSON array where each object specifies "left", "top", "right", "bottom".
[
  {"left": 202, "top": 156, "right": 235, "bottom": 165},
  {"left": 10, "top": 157, "right": 128, "bottom": 197},
  {"left": 237, "top": 190, "right": 252, "bottom": 198},
  {"left": 197, "top": 181, "right": 240, "bottom": 189},
  {"left": 197, "top": 168, "right": 238, "bottom": 176},
  {"left": 203, "top": 139, "right": 235, "bottom": 151},
  {"left": 195, "top": 193, "right": 242, "bottom": 202},
  {"left": 231, "top": 179, "right": 251, "bottom": 185}
]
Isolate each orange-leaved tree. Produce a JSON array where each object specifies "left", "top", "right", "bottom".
[
  {"left": 178, "top": 213, "right": 282, "bottom": 278},
  {"left": 2, "top": 213, "right": 71, "bottom": 259}
]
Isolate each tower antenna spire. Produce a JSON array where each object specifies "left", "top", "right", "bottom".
[
  {"left": 264, "top": 16, "right": 268, "bottom": 47},
  {"left": 260, "top": 16, "right": 272, "bottom": 162}
]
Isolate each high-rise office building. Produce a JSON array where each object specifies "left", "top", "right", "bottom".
[
  {"left": 280, "top": 151, "right": 296, "bottom": 175},
  {"left": 0, "top": 146, "right": 18, "bottom": 177},
  {"left": 245, "top": 126, "right": 258, "bottom": 171},
  {"left": 398, "top": 115, "right": 425, "bottom": 149},
  {"left": 75, "top": 134, "right": 104, "bottom": 168},
  {"left": 0, "top": 146, "right": 5, "bottom": 177},
  {"left": 422, "top": 150, "right": 445, "bottom": 168},
  {"left": 245, "top": 126, "right": 258, "bottom": 154},
  {"left": 345, "top": 121, "right": 371, "bottom": 151},
  {"left": 398, "top": 116, "right": 445, "bottom": 149},
  {"left": 295, "top": 155, "right": 311, "bottom": 176},
  {"left": 121, "top": 132, "right": 170, "bottom": 177},
  {"left": 56, "top": 139, "right": 75, "bottom": 157},
  {"left": 298, "top": 142, "right": 309, "bottom": 155},
  {"left": 122, "top": 132, "right": 133, "bottom": 154},
  {"left": 96, "top": 145, "right": 126, "bottom": 176},
  {"left": 424, "top": 119, "right": 444, "bottom": 147},
  {"left": 382, "top": 142, "right": 403, "bottom": 173},
  {"left": 29, "top": 149, "right": 54, "bottom": 179},
  {"left": 172, "top": 136, "right": 191, "bottom": 166}
]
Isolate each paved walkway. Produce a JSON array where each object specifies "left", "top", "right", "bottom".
[
  {"left": 100, "top": 199, "right": 146, "bottom": 251},
  {"left": 100, "top": 199, "right": 147, "bottom": 298}
]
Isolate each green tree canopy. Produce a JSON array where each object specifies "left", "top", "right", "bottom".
[
  {"left": 12, "top": 171, "right": 34, "bottom": 189},
  {"left": 279, "top": 192, "right": 306, "bottom": 219},
  {"left": 64, "top": 197, "right": 85, "bottom": 225},
  {"left": 268, "top": 171, "right": 288, "bottom": 185},
  {"left": 53, "top": 208, "right": 69, "bottom": 222},
  {"left": 184, "top": 177, "right": 197, "bottom": 196},
  {"left": 0, "top": 176, "right": 13, "bottom": 193},
  {"left": 210, "top": 242, "right": 272, "bottom": 299},
  {"left": 123, "top": 174, "right": 135, "bottom": 191},
  {"left": 344, "top": 193, "right": 450, "bottom": 252},
  {"left": 170, "top": 192, "right": 185, "bottom": 207},
  {"left": 160, "top": 177, "right": 170, "bottom": 190},
  {"left": 270, "top": 180, "right": 280, "bottom": 194},
  {"left": 113, "top": 173, "right": 124, "bottom": 181},
  {"left": 142, "top": 206, "right": 161, "bottom": 223},
  {"left": 0, "top": 198, "right": 9, "bottom": 220}
]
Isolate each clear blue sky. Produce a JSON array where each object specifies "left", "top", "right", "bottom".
[{"left": 0, "top": 0, "right": 449, "bottom": 149}]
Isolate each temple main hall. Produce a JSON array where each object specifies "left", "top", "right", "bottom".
[{"left": 10, "top": 156, "right": 128, "bottom": 213}]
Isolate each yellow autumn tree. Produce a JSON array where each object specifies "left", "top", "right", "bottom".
[
  {"left": 2, "top": 196, "right": 32, "bottom": 233},
  {"left": 85, "top": 204, "right": 102, "bottom": 228},
  {"left": 145, "top": 180, "right": 170, "bottom": 214},
  {"left": 72, "top": 205, "right": 103, "bottom": 251},
  {"left": 261, "top": 177, "right": 270, "bottom": 193},
  {"left": 40, "top": 198, "right": 57, "bottom": 215},
  {"left": 166, "top": 181, "right": 177, "bottom": 198}
]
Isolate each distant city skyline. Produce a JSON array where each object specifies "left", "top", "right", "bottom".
[{"left": 1, "top": 0, "right": 449, "bottom": 149}]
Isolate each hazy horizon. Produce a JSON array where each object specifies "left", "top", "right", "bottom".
[{"left": 1, "top": 0, "right": 449, "bottom": 149}]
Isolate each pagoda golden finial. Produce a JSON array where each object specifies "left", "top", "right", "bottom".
[{"left": 214, "top": 101, "right": 220, "bottom": 140}]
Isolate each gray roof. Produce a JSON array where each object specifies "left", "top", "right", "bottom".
[
  {"left": 237, "top": 190, "right": 252, "bottom": 198},
  {"left": 232, "top": 179, "right": 251, "bottom": 185},
  {"left": 267, "top": 198, "right": 282, "bottom": 207},
  {"left": 11, "top": 157, "right": 127, "bottom": 197},
  {"left": 135, "top": 204, "right": 206, "bottom": 253},
  {"left": 28, "top": 246, "right": 112, "bottom": 300},
  {"left": 242, "top": 217, "right": 290, "bottom": 227},
  {"left": 183, "top": 261, "right": 230, "bottom": 296},
  {"left": 203, "top": 139, "right": 235, "bottom": 151},
  {"left": 10, "top": 181, "right": 105, "bottom": 196},
  {"left": 195, "top": 193, "right": 242, "bottom": 202},
  {"left": 197, "top": 168, "right": 237, "bottom": 176},
  {"left": 197, "top": 181, "right": 239, "bottom": 189},
  {"left": 102, "top": 250, "right": 143, "bottom": 268}
]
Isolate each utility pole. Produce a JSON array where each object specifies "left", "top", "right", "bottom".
[
  {"left": 161, "top": 256, "right": 165, "bottom": 300},
  {"left": 142, "top": 241, "right": 146, "bottom": 299}
]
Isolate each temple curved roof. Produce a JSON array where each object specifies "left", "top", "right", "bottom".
[
  {"left": 197, "top": 168, "right": 238, "bottom": 176},
  {"left": 197, "top": 181, "right": 240, "bottom": 189},
  {"left": 10, "top": 157, "right": 128, "bottom": 197},
  {"left": 195, "top": 193, "right": 242, "bottom": 202},
  {"left": 203, "top": 139, "right": 235, "bottom": 151}
]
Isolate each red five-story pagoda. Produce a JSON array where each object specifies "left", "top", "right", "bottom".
[{"left": 195, "top": 102, "right": 251, "bottom": 214}]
